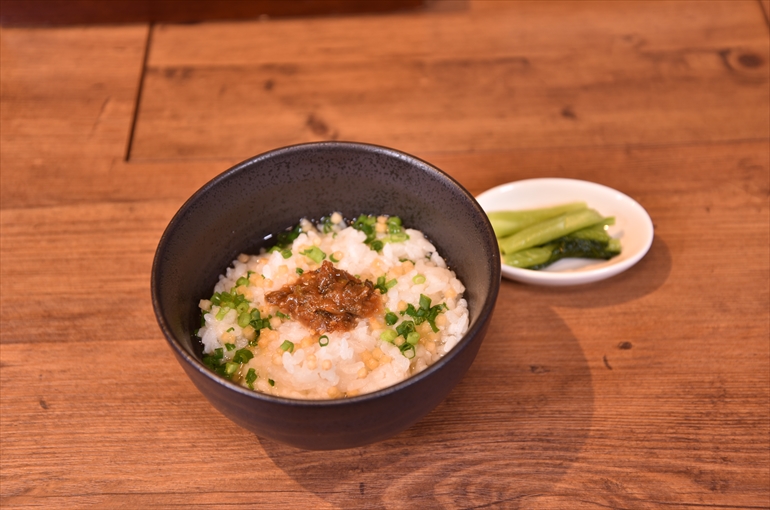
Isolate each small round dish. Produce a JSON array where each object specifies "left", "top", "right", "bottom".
[{"left": 476, "top": 178, "right": 653, "bottom": 286}]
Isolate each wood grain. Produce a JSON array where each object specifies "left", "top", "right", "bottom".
[
  {"left": 1, "top": 1, "right": 769, "bottom": 508},
  {"left": 131, "top": 0, "right": 769, "bottom": 161}
]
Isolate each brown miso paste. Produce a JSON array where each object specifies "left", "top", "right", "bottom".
[{"left": 266, "top": 260, "right": 382, "bottom": 333}]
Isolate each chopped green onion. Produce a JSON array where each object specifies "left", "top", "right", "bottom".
[
  {"left": 321, "top": 216, "right": 334, "bottom": 233},
  {"left": 225, "top": 342, "right": 236, "bottom": 351},
  {"left": 250, "top": 309, "right": 261, "bottom": 320},
  {"left": 275, "top": 311, "right": 290, "bottom": 320},
  {"left": 215, "top": 306, "right": 230, "bottom": 320},
  {"left": 400, "top": 344, "right": 416, "bottom": 359},
  {"left": 236, "top": 301, "right": 249, "bottom": 313},
  {"left": 280, "top": 340, "right": 294, "bottom": 353},
  {"left": 301, "top": 246, "right": 326, "bottom": 263},
  {"left": 383, "top": 232, "right": 409, "bottom": 243},
  {"left": 412, "top": 274, "right": 426, "bottom": 284},
  {"left": 281, "top": 248, "right": 292, "bottom": 259},
  {"left": 214, "top": 348, "right": 224, "bottom": 359},
  {"left": 370, "top": 240, "right": 384, "bottom": 252},
  {"left": 386, "top": 216, "right": 402, "bottom": 231},
  {"left": 245, "top": 368, "right": 257, "bottom": 389},
  {"left": 319, "top": 335, "right": 329, "bottom": 346},
  {"left": 406, "top": 331, "right": 420, "bottom": 345},
  {"left": 396, "top": 320, "right": 416, "bottom": 338},
  {"left": 329, "top": 253, "right": 340, "bottom": 263},
  {"left": 236, "top": 276, "right": 249, "bottom": 287},
  {"left": 238, "top": 312, "right": 251, "bottom": 328},
  {"left": 352, "top": 214, "right": 377, "bottom": 244},
  {"left": 233, "top": 348, "right": 254, "bottom": 364},
  {"left": 374, "top": 276, "right": 398, "bottom": 294},
  {"left": 296, "top": 268, "right": 304, "bottom": 274},
  {"left": 384, "top": 312, "right": 398, "bottom": 325},
  {"left": 275, "top": 224, "right": 302, "bottom": 248},
  {"left": 268, "top": 379, "right": 275, "bottom": 386},
  {"left": 419, "top": 294, "right": 431, "bottom": 310},
  {"left": 224, "top": 362, "right": 239, "bottom": 375},
  {"left": 380, "top": 329, "right": 398, "bottom": 343},
  {"left": 226, "top": 327, "right": 234, "bottom": 333}
]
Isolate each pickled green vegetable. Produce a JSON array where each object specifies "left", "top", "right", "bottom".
[
  {"left": 490, "top": 203, "right": 622, "bottom": 270},
  {"left": 488, "top": 202, "right": 587, "bottom": 238},
  {"left": 498, "top": 209, "right": 605, "bottom": 254}
]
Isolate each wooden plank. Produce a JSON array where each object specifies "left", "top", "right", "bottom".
[
  {"left": 0, "top": 0, "right": 425, "bottom": 26},
  {"left": 0, "top": 25, "right": 148, "bottom": 162},
  {"left": 130, "top": 1, "right": 769, "bottom": 160},
  {"left": 0, "top": 2, "right": 768, "bottom": 508}
]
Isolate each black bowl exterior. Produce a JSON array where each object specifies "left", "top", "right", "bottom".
[{"left": 152, "top": 141, "right": 501, "bottom": 449}]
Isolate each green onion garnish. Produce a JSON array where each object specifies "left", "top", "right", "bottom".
[
  {"left": 319, "top": 335, "right": 329, "bottom": 346},
  {"left": 236, "top": 276, "right": 249, "bottom": 287},
  {"left": 268, "top": 379, "right": 275, "bottom": 386},
  {"left": 400, "top": 294, "right": 445, "bottom": 332},
  {"left": 296, "top": 268, "right": 304, "bottom": 274},
  {"left": 380, "top": 329, "right": 398, "bottom": 343},
  {"left": 329, "top": 253, "right": 339, "bottom": 263},
  {"left": 374, "top": 276, "right": 398, "bottom": 294},
  {"left": 301, "top": 246, "right": 326, "bottom": 263},
  {"left": 370, "top": 240, "right": 384, "bottom": 252},
  {"left": 225, "top": 342, "right": 236, "bottom": 351},
  {"left": 383, "top": 232, "right": 409, "bottom": 243},
  {"left": 275, "top": 224, "right": 301, "bottom": 249},
  {"left": 400, "top": 344, "right": 416, "bottom": 359},
  {"left": 238, "top": 312, "right": 251, "bottom": 328},
  {"left": 352, "top": 214, "right": 377, "bottom": 244},
  {"left": 281, "top": 248, "right": 292, "bottom": 259},
  {"left": 233, "top": 348, "right": 254, "bottom": 364},
  {"left": 406, "top": 331, "right": 420, "bottom": 345},
  {"left": 386, "top": 216, "right": 402, "bottom": 231},
  {"left": 412, "top": 274, "right": 426, "bottom": 284},
  {"left": 280, "top": 340, "right": 294, "bottom": 353},
  {"left": 276, "top": 311, "right": 289, "bottom": 320},
  {"left": 215, "top": 306, "right": 230, "bottom": 320},
  {"left": 396, "top": 320, "right": 415, "bottom": 338},
  {"left": 224, "top": 362, "right": 239, "bottom": 375},
  {"left": 246, "top": 368, "right": 257, "bottom": 389},
  {"left": 384, "top": 312, "right": 398, "bottom": 325}
]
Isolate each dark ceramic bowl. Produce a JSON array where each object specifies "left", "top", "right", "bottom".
[{"left": 151, "top": 141, "right": 500, "bottom": 450}]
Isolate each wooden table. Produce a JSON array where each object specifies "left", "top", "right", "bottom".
[{"left": 2, "top": 1, "right": 768, "bottom": 507}]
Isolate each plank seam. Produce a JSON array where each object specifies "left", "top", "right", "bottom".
[{"left": 124, "top": 24, "right": 154, "bottom": 162}]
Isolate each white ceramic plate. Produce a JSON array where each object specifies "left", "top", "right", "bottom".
[{"left": 476, "top": 178, "right": 654, "bottom": 286}]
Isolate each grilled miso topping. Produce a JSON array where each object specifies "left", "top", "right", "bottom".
[{"left": 266, "top": 260, "right": 382, "bottom": 333}]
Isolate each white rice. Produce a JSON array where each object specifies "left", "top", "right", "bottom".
[{"left": 197, "top": 213, "right": 469, "bottom": 399}]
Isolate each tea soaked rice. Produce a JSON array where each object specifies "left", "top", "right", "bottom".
[{"left": 196, "top": 213, "right": 469, "bottom": 399}]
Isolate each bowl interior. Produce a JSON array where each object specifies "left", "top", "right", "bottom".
[{"left": 153, "top": 142, "right": 500, "bottom": 398}]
